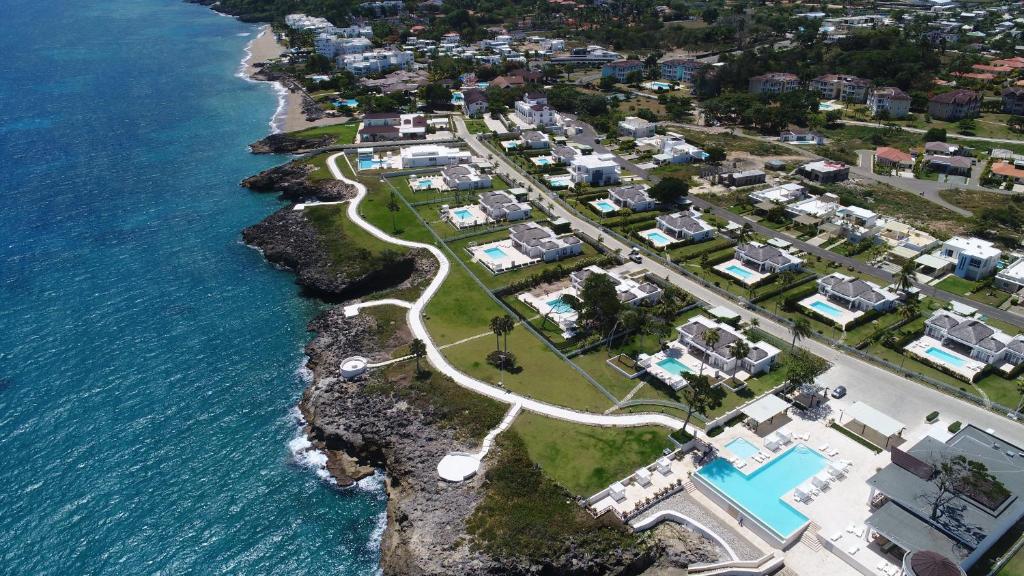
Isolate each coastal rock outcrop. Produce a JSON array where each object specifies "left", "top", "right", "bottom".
[
  {"left": 241, "top": 161, "right": 354, "bottom": 202},
  {"left": 241, "top": 207, "right": 434, "bottom": 301},
  {"left": 249, "top": 132, "right": 334, "bottom": 154}
]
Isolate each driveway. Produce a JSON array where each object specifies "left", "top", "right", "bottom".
[{"left": 852, "top": 150, "right": 972, "bottom": 217}]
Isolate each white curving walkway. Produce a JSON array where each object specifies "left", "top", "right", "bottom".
[
  {"left": 343, "top": 298, "right": 413, "bottom": 317},
  {"left": 326, "top": 153, "right": 690, "bottom": 432}
]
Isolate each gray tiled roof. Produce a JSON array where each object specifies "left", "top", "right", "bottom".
[
  {"left": 609, "top": 185, "right": 652, "bottom": 205},
  {"left": 658, "top": 213, "right": 707, "bottom": 233},
  {"left": 947, "top": 319, "right": 995, "bottom": 345}
]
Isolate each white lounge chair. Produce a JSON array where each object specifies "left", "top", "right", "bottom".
[
  {"left": 793, "top": 487, "right": 811, "bottom": 502},
  {"left": 777, "top": 429, "right": 793, "bottom": 444},
  {"left": 736, "top": 460, "right": 747, "bottom": 469},
  {"left": 830, "top": 532, "right": 844, "bottom": 542},
  {"left": 818, "top": 443, "right": 830, "bottom": 453},
  {"left": 847, "top": 544, "right": 860, "bottom": 555},
  {"left": 812, "top": 472, "right": 831, "bottom": 490},
  {"left": 853, "top": 524, "right": 865, "bottom": 538},
  {"left": 827, "top": 463, "right": 847, "bottom": 479},
  {"left": 846, "top": 523, "right": 857, "bottom": 534},
  {"left": 827, "top": 448, "right": 840, "bottom": 458}
]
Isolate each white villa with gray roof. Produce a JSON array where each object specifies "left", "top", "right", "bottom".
[
  {"left": 509, "top": 222, "right": 582, "bottom": 261},
  {"left": 478, "top": 190, "right": 531, "bottom": 221},
  {"left": 817, "top": 273, "right": 899, "bottom": 313},
  {"left": 734, "top": 242, "right": 802, "bottom": 274},
  {"left": 655, "top": 211, "right": 715, "bottom": 242},
  {"left": 442, "top": 164, "right": 491, "bottom": 190},
  {"left": 608, "top": 185, "right": 656, "bottom": 212},
  {"left": 905, "top": 310, "right": 1024, "bottom": 381}
]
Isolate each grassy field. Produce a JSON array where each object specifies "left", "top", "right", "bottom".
[
  {"left": 290, "top": 122, "right": 358, "bottom": 145},
  {"left": 667, "top": 127, "right": 791, "bottom": 157},
  {"left": 830, "top": 180, "right": 968, "bottom": 238},
  {"left": 934, "top": 275, "right": 1012, "bottom": 308},
  {"left": 465, "top": 118, "right": 491, "bottom": 134},
  {"left": 510, "top": 411, "right": 674, "bottom": 496},
  {"left": 939, "top": 188, "right": 1007, "bottom": 213}
]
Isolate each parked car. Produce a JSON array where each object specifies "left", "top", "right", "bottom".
[{"left": 831, "top": 385, "right": 847, "bottom": 399}]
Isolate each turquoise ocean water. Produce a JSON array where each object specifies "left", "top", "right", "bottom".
[{"left": 0, "top": 0, "right": 384, "bottom": 573}]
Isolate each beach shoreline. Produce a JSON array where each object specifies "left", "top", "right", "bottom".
[{"left": 242, "top": 25, "right": 350, "bottom": 133}]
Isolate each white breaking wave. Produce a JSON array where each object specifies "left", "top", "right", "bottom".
[
  {"left": 287, "top": 407, "right": 334, "bottom": 484},
  {"left": 237, "top": 32, "right": 251, "bottom": 36},
  {"left": 366, "top": 509, "right": 387, "bottom": 553},
  {"left": 295, "top": 355, "right": 313, "bottom": 383}
]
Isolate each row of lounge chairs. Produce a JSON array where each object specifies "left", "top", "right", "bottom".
[{"left": 793, "top": 460, "right": 851, "bottom": 503}]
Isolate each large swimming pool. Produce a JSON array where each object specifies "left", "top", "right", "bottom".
[
  {"left": 926, "top": 346, "right": 967, "bottom": 368},
  {"left": 810, "top": 300, "right": 843, "bottom": 318},
  {"left": 726, "top": 438, "right": 760, "bottom": 459},
  {"left": 592, "top": 200, "right": 617, "bottom": 213},
  {"left": 725, "top": 264, "right": 754, "bottom": 280},
  {"left": 656, "top": 357, "right": 691, "bottom": 377},
  {"left": 697, "top": 444, "right": 826, "bottom": 539},
  {"left": 644, "top": 231, "right": 673, "bottom": 246}
]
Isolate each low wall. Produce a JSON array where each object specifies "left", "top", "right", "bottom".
[{"left": 632, "top": 510, "right": 740, "bottom": 561}]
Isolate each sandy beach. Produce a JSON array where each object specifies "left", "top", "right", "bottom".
[{"left": 243, "top": 26, "right": 349, "bottom": 133}]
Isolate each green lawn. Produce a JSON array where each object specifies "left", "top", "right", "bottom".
[
  {"left": 934, "top": 275, "right": 1012, "bottom": 308},
  {"left": 290, "top": 122, "right": 358, "bottom": 144},
  {"left": 465, "top": 118, "right": 490, "bottom": 134},
  {"left": 446, "top": 228, "right": 599, "bottom": 291},
  {"left": 511, "top": 411, "right": 674, "bottom": 496}
]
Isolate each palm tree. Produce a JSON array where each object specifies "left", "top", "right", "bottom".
[
  {"left": 386, "top": 191, "right": 400, "bottom": 232},
  {"left": 775, "top": 271, "right": 796, "bottom": 312},
  {"left": 898, "top": 298, "right": 919, "bottom": 323},
  {"left": 729, "top": 340, "right": 750, "bottom": 372},
  {"left": 699, "top": 328, "right": 720, "bottom": 376},
  {"left": 896, "top": 260, "right": 916, "bottom": 294},
  {"left": 737, "top": 223, "right": 753, "bottom": 245},
  {"left": 489, "top": 315, "right": 505, "bottom": 352},
  {"left": 790, "top": 318, "right": 812, "bottom": 350},
  {"left": 699, "top": 252, "right": 710, "bottom": 278},
  {"left": 499, "top": 314, "right": 516, "bottom": 355},
  {"left": 410, "top": 338, "right": 427, "bottom": 375}
]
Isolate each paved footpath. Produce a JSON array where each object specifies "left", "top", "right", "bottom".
[
  {"left": 325, "top": 152, "right": 692, "bottom": 432},
  {"left": 451, "top": 117, "right": 1024, "bottom": 446}
]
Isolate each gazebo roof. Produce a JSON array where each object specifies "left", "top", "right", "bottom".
[{"left": 742, "top": 394, "right": 790, "bottom": 424}]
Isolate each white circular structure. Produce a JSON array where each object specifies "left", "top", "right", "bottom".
[
  {"left": 437, "top": 452, "right": 480, "bottom": 482},
  {"left": 340, "top": 356, "right": 368, "bottom": 379}
]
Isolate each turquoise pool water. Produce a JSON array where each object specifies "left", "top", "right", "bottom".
[
  {"left": 417, "top": 180, "right": 433, "bottom": 189},
  {"left": 546, "top": 297, "right": 575, "bottom": 314},
  {"left": 450, "top": 91, "right": 464, "bottom": 104},
  {"left": 656, "top": 357, "right": 691, "bottom": 376},
  {"left": 454, "top": 209, "right": 473, "bottom": 219},
  {"left": 484, "top": 247, "right": 507, "bottom": 259},
  {"left": 810, "top": 300, "right": 843, "bottom": 318},
  {"left": 547, "top": 176, "right": 571, "bottom": 188},
  {"left": 593, "top": 200, "right": 616, "bottom": 212},
  {"left": 926, "top": 346, "right": 967, "bottom": 368},
  {"left": 726, "top": 438, "right": 760, "bottom": 459},
  {"left": 534, "top": 157, "right": 551, "bottom": 165},
  {"left": 726, "top": 264, "right": 754, "bottom": 279},
  {"left": 698, "top": 445, "right": 826, "bottom": 538},
  {"left": 652, "top": 81, "right": 672, "bottom": 90},
  {"left": 645, "top": 231, "right": 672, "bottom": 245},
  {"left": 335, "top": 98, "right": 359, "bottom": 108},
  {"left": 358, "top": 159, "right": 383, "bottom": 170}
]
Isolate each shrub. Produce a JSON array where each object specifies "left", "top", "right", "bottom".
[
  {"left": 706, "top": 426, "right": 723, "bottom": 437},
  {"left": 486, "top": 350, "right": 517, "bottom": 370},
  {"left": 948, "top": 421, "right": 962, "bottom": 433},
  {"left": 926, "top": 411, "right": 939, "bottom": 423}
]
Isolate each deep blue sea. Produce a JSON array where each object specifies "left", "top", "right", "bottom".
[{"left": 0, "top": 1, "right": 384, "bottom": 573}]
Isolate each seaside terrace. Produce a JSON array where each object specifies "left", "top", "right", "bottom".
[
  {"left": 799, "top": 273, "right": 899, "bottom": 329},
  {"left": 904, "top": 310, "right": 1024, "bottom": 381}
]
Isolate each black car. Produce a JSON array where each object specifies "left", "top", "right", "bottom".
[{"left": 831, "top": 386, "right": 847, "bottom": 399}]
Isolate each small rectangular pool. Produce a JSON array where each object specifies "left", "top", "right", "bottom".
[
  {"left": 810, "top": 300, "right": 843, "bottom": 318},
  {"left": 644, "top": 231, "right": 672, "bottom": 246},
  {"left": 656, "top": 357, "right": 691, "bottom": 377},
  {"left": 592, "top": 200, "right": 617, "bottom": 213},
  {"left": 726, "top": 438, "right": 760, "bottom": 459},
  {"left": 483, "top": 247, "right": 507, "bottom": 260},
  {"left": 697, "top": 444, "right": 826, "bottom": 539},
  {"left": 454, "top": 209, "right": 473, "bottom": 220},
  {"left": 926, "top": 346, "right": 967, "bottom": 368},
  {"left": 725, "top": 265, "right": 754, "bottom": 280},
  {"left": 358, "top": 159, "right": 383, "bottom": 170},
  {"left": 546, "top": 297, "right": 575, "bottom": 314}
]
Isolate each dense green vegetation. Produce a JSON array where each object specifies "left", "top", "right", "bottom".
[{"left": 305, "top": 204, "right": 408, "bottom": 277}]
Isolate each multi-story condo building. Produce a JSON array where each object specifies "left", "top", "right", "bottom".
[
  {"left": 659, "top": 59, "right": 706, "bottom": 83},
  {"left": 748, "top": 72, "right": 801, "bottom": 96},
  {"left": 928, "top": 89, "right": 982, "bottom": 121},
  {"left": 618, "top": 116, "right": 656, "bottom": 138},
  {"left": 867, "top": 87, "right": 911, "bottom": 118},
  {"left": 601, "top": 59, "right": 644, "bottom": 82},
  {"left": 1002, "top": 87, "right": 1024, "bottom": 115},
  {"left": 809, "top": 74, "right": 871, "bottom": 102}
]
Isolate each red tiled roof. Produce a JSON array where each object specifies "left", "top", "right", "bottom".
[
  {"left": 992, "top": 162, "right": 1024, "bottom": 179},
  {"left": 875, "top": 147, "right": 913, "bottom": 164}
]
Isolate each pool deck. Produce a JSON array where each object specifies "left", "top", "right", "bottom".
[
  {"left": 640, "top": 345, "right": 712, "bottom": 390},
  {"left": 798, "top": 294, "right": 862, "bottom": 329},
  {"left": 713, "top": 259, "right": 768, "bottom": 286},
  {"left": 517, "top": 284, "right": 579, "bottom": 334},
  {"left": 638, "top": 227, "right": 679, "bottom": 249},
  {"left": 445, "top": 204, "right": 490, "bottom": 229},
  {"left": 589, "top": 198, "right": 619, "bottom": 215},
  {"left": 904, "top": 335, "right": 985, "bottom": 381},
  {"left": 409, "top": 175, "right": 448, "bottom": 192},
  {"left": 469, "top": 239, "right": 538, "bottom": 273}
]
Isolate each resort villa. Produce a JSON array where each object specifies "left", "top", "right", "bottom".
[
  {"left": 798, "top": 160, "right": 850, "bottom": 184},
  {"left": 874, "top": 147, "right": 914, "bottom": 170},
  {"left": 520, "top": 130, "right": 551, "bottom": 149},
  {"left": 608, "top": 184, "right": 656, "bottom": 211},
  {"left": 801, "top": 273, "right": 899, "bottom": 328},
  {"left": 865, "top": 425, "right": 1024, "bottom": 571},
  {"left": 618, "top": 116, "right": 657, "bottom": 138},
  {"left": 638, "top": 211, "right": 714, "bottom": 248},
  {"left": 569, "top": 153, "right": 621, "bottom": 186},
  {"left": 659, "top": 58, "right": 706, "bottom": 83},
  {"left": 653, "top": 136, "right": 710, "bottom": 164},
  {"left": 878, "top": 219, "right": 939, "bottom": 253},
  {"left": 442, "top": 164, "right": 491, "bottom": 190},
  {"left": 518, "top": 264, "right": 663, "bottom": 334},
  {"left": 399, "top": 144, "right": 472, "bottom": 168},
  {"left": 938, "top": 236, "right": 1001, "bottom": 280},
  {"left": 514, "top": 92, "right": 557, "bottom": 127},
  {"left": 715, "top": 242, "right": 803, "bottom": 286},
  {"left": 478, "top": 190, "right": 531, "bottom": 221},
  {"left": 830, "top": 205, "right": 880, "bottom": 243},
  {"left": 749, "top": 183, "right": 807, "bottom": 206},
  {"left": 786, "top": 193, "right": 841, "bottom": 224},
  {"left": 641, "top": 315, "right": 782, "bottom": 389},
  {"left": 718, "top": 170, "right": 766, "bottom": 188},
  {"left": 470, "top": 222, "right": 581, "bottom": 273},
  {"left": 779, "top": 128, "right": 827, "bottom": 144},
  {"left": 905, "top": 310, "right": 1024, "bottom": 381},
  {"left": 995, "top": 257, "right": 1024, "bottom": 293}
]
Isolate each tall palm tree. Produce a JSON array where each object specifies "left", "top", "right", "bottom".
[
  {"left": 898, "top": 298, "right": 919, "bottom": 323},
  {"left": 729, "top": 340, "right": 750, "bottom": 373},
  {"left": 896, "top": 260, "right": 916, "bottom": 294},
  {"left": 699, "top": 328, "right": 720, "bottom": 376},
  {"left": 489, "top": 315, "right": 505, "bottom": 352},
  {"left": 790, "top": 318, "right": 812, "bottom": 350},
  {"left": 775, "top": 270, "right": 796, "bottom": 312},
  {"left": 737, "top": 223, "right": 753, "bottom": 245},
  {"left": 499, "top": 314, "right": 516, "bottom": 355},
  {"left": 409, "top": 338, "right": 427, "bottom": 375},
  {"left": 386, "top": 191, "right": 400, "bottom": 232}
]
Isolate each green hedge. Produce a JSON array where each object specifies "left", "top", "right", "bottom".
[{"left": 829, "top": 423, "right": 883, "bottom": 454}]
